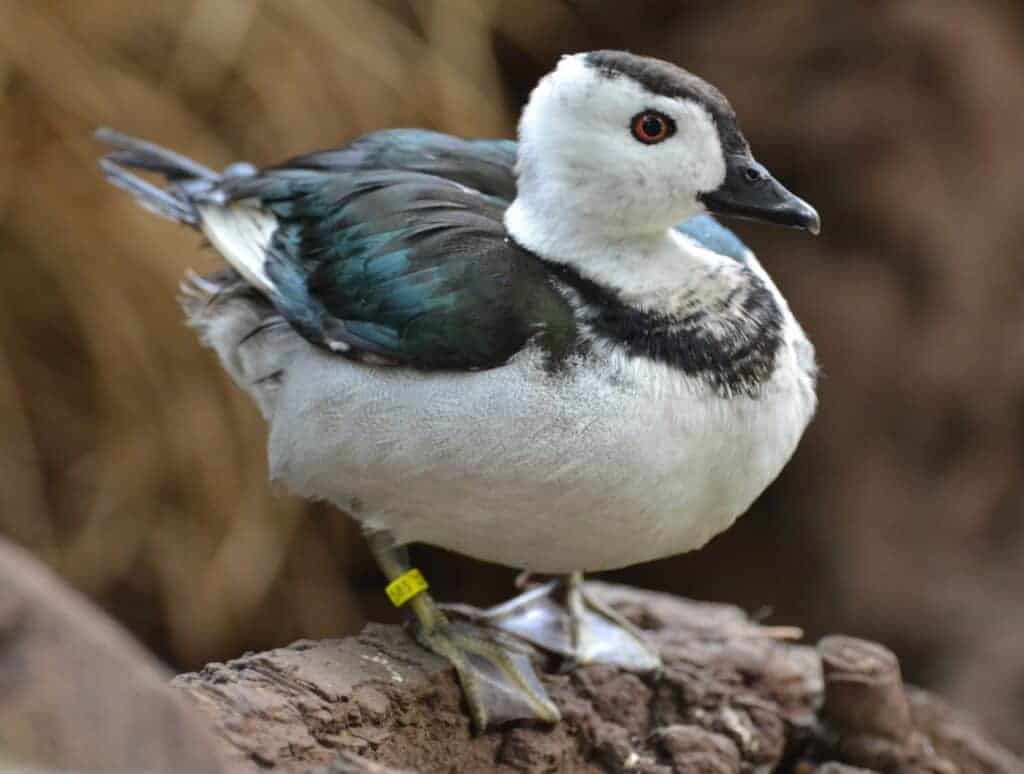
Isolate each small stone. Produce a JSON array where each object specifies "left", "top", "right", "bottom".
[
  {"left": 350, "top": 727, "right": 391, "bottom": 746},
  {"left": 353, "top": 685, "right": 390, "bottom": 723},
  {"left": 654, "top": 724, "right": 741, "bottom": 774},
  {"left": 814, "top": 764, "right": 875, "bottom": 774},
  {"left": 819, "top": 636, "right": 912, "bottom": 742},
  {"left": 498, "top": 726, "right": 569, "bottom": 772},
  {"left": 319, "top": 731, "right": 370, "bottom": 752},
  {"left": 575, "top": 665, "right": 652, "bottom": 737}
]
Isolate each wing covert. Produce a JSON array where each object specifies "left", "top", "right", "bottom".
[{"left": 224, "top": 167, "right": 574, "bottom": 370}]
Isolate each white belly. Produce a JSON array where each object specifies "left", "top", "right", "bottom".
[{"left": 266, "top": 333, "right": 816, "bottom": 574}]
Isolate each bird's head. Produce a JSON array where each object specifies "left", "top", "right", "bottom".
[{"left": 508, "top": 51, "right": 819, "bottom": 253}]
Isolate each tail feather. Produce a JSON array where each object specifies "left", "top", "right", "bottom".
[
  {"left": 98, "top": 157, "right": 199, "bottom": 224},
  {"left": 95, "top": 127, "right": 226, "bottom": 226},
  {"left": 97, "top": 128, "right": 279, "bottom": 298},
  {"left": 95, "top": 127, "right": 218, "bottom": 181},
  {"left": 99, "top": 129, "right": 307, "bottom": 417}
]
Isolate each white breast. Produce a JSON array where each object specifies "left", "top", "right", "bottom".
[{"left": 264, "top": 320, "right": 816, "bottom": 574}]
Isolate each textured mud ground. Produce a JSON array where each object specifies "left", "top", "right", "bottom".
[
  {"left": 2, "top": 536, "right": 1018, "bottom": 772},
  {"left": 174, "top": 584, "right": 1021, "bottom": 773}
]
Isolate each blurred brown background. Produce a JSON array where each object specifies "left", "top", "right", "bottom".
[{"left": 1, "top": 0, "right": 1022, "bottom": 751}]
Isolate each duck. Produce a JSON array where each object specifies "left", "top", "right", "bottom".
[{"left": 97, "top": 50, "right": 820, "bottom": 732}]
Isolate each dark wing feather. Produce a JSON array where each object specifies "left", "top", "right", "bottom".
[
  {"left": 272, "top": 129, "right": 518, "bottom": 203},
  {"left": 224, "top": 166, "right": 575, "bottom": 370}
]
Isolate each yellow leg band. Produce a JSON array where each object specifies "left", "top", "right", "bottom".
[{"left": 386, "top": 568, "right": 429, "bottom": 607}]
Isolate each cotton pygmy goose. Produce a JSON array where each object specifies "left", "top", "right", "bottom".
[{"left": 97, "top": 50, "right": 820, "bottom": 731}]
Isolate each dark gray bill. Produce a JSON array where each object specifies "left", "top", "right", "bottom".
[{"left": 699, "top": 154, "right": 820, "bottom": 235}]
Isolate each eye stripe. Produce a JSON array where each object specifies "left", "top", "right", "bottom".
[{"left": 630, "top": 110, "right": 676, "bottom": 145}]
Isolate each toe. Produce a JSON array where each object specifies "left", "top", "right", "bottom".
[{"left": 418, "top": 620, "right": 560, "bottom": 732}]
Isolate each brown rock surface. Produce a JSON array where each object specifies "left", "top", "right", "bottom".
[
  {"left": 0, "top": 536, "right": 225, "bottom": 771},
  {"left": 173, "top": 583, "right": 1022, "bottom": 773}
]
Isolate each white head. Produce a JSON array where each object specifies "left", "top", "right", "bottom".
[{"left": 505, "top": 51, "right": 818, "bottom": 264}]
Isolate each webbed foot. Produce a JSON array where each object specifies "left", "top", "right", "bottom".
[
  {"left": 413, "top": 614, "right": 560, "bottom": 730},
  {"left": 446, "top": 572, "right": 661, "bottom": 672}
]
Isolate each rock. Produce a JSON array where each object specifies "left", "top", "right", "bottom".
[
  {"left": 0, "top": 537, "right": 1015, "bottom": 774},
  {"left": 0, "top": 536, "right": 224, "bottom": 771},
  {"left": 169, "top": 582, "right": 1022, "bottom": 773},
  {"left": 819, "top": 635, "right": 912, "bottom": 741},
  {"left": 654, "top": 724, "right": 741, "bottom": 774}
]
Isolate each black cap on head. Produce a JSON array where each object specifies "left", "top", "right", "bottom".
[{"left": 584, "top": 50, "right": 748, "bottom": 154}]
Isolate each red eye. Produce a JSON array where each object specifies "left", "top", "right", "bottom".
[{"left": 631, "top": 111, "right": 675, "bottom": 144}]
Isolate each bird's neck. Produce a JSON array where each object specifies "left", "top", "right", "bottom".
[
  {"left": 506, "top": 181, "right": 788, "bottom": 396},
  {"left": 505, "top": 191, "right": 736, "bottom": 311}
]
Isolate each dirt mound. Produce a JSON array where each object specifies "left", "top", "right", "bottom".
[{"left": 174, "top": 583, "right": 1020, "bottom": 773}]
